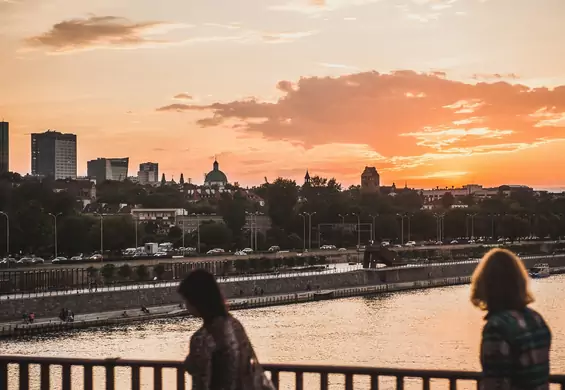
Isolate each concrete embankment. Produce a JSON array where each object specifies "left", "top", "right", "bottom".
[
  {"left": 1, "top": 254, "right": 563, "bottom": 337},
  {"left": 0, "top": 276, "right": 472, "bottom": 338}
]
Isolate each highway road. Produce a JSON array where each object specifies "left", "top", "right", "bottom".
[{"left": 1, "top": 240, "right": 559, "bottom": 271}]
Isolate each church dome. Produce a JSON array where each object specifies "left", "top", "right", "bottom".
[{"left": 204, "top": 159, "right": 228, "bottom": 185}]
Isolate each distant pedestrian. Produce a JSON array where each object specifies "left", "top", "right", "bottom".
[
  {"left": 471, "top": 248, "right": 551, "bottom": 389},
  {"left": 179, "top": 269, "right": 274, "bottom": 390}
]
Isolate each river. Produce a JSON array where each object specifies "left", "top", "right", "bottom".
[{"left": 1, "top": 275, "right": 563, "bottom": 389}]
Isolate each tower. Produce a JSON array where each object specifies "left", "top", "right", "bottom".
[
  {"left": 304, "top": 170, "right": 311, "bottom": 185},
  {"left": 361, "top": 166, "right": 380, "bottom": 193}
]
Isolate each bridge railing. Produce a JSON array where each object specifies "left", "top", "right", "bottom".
[{"left": 1, "top": 356, "right": 565, "bottom": 390}]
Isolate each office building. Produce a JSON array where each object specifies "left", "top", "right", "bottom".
[
  {"left": 137, "top": 162, "right": 159, "bottom": 185},
  {"left": 31, "top": 130, "right": 77, "bottom": 179},
  {"left": 0, "top": 122, "right": 8, "bottom": 173},
  {"left": 87, "top": 158, "right": 129, "bottom": 184}
]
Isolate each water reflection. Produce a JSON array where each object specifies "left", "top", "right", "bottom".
[{"left": 0, "top": 276, "right": 563, "bottom": 389}]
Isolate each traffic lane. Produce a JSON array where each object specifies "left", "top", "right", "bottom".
[
  {"left": 3, "top": 250, "right": 353, "bottom": 271},
  {"left": 1, "top": 240, "right": 556, "bottom": 271}
]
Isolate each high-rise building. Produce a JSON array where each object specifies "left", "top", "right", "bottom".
[
  {"left": 137, "top": 162, "right": 159, "bottom": 185},
  {"left": 0, "top": 122, "right": 9, "bottom": 173},
  {"left": 87, "top": 158, "right": 129, "bottom": 184},
  {"left": 31, "top": 130, "right": 77, "bottom": 180}
]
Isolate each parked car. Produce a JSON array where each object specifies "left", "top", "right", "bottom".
[
  {"left": 405, "top": 241, "right": 416, "bottom": 247},
  {"left": 89, "top": 254, "right": 102, "bottom": 261},
  {"left": 33, "top": 257, "right": 45, "bottom": 264},
  {"left": 234, "top": 251, "right": 247, "bottom": 256},
  {"left": 17, "top": 257, "right": 35, "bottom": 265},
  {"left": 338, "top": 248, "right": 347, "bottom": 251},
  {"left": 0, "top": 257, "right": 17, "bottom": 265},
  {"left": 70, "top": 255, "right": 83, "bottom": 261},
  {"left": 154, "top": 252, "right": 168, "bottom": 257},
  {"left": 51, "top": 256, "right": 67, "bottom": 263},
  {"left": 242, "top": 248, "right": 253, "bottom": 254},
  {"left": 268, "top": 246, "right": 280, "bottom": 252}
]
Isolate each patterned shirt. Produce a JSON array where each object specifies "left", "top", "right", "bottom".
[
  {"left": 480, "top": 308, "right": 551, "bottom": 390},
  {"left": 184, "top": 314, "right": 260, "bottom": 390}
]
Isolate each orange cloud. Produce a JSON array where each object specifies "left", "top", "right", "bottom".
[
  {"left": 156, "top": 70, "right": 565, "bottom": 172},
  {"left": 24, "top": 16, "right": 183, "bottom": 52}
]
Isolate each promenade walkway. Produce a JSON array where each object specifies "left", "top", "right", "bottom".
[
  {"left": 3, "top": 254, "right": 563, "bottom": 301},
  {"left": 0, "top": 263, "right": 362, "bottom": 301}
]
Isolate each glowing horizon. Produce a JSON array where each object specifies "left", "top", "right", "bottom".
[{"left": 1, "top": 0, "right": 565, "bottom": 189}]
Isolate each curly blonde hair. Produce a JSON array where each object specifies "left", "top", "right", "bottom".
[{"left": 470, "top": 248, "right": 534, "bottom": 311}]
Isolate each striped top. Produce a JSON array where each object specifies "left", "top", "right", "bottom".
[{"left": 480, "top": 308, "right": 551, "bottom": 390}]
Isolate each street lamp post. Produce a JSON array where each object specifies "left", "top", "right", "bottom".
[
  {"left": 95, "top": 213, "right": 104, "bottom": 261},
  {"left": 134, "top": 215, "right": 138, "bottom": 249},
  {"left": 299, "top": 214, "right": 306, "bottom": 252},
  {"left": 469, "top": 213, "right": 477, "bottom": 239},
  {"left": 433, "top": 213, "right": 445, "bottom": 242},
  {"left": 48, "top": 212, "right": 62, "bottom": 258},
  {"left": 191, "top": 214, "right": 201, "bottom": 253},
  {"left": 338, "top": 214, "right": 345, "bottom": 224},
  {"left": 303, "top": 212, "right": 316, "bottom": 250},
  {"left": 369, "top": 214, "right": 378, "bottom": 242},
  {"left": 0, "top": 211, "right": 8, "bottom": 256},
  {"left": 349, "top": 213, "right": 361, "bottom": 248},
  {"left": 396, "top": 213, "right": 410, "bottom": 245}
]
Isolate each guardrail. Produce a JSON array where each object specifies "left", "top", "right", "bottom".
[{"left": 0, "top": 356, "right": 563, "bottom": 389}]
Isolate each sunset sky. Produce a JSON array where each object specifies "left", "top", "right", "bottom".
[{"left": 1, "top": 0, "right": 565, "bottom": 189}]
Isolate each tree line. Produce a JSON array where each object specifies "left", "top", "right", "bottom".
[{"left": 0, "top": 173, "right": 563, "bottom": 257}]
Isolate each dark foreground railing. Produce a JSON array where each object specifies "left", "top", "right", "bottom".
[{"left": 1, "top": 356, "right": 564, "bottom": 390}]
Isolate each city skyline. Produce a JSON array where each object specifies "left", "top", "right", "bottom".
[{"left": 2, "top": 0, "right": 565, "bottom": 189}]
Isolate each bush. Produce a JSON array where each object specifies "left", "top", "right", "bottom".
[
  {"left": 136, "top": 265, "right": 149, "bottom": 281},
  {"left": 118, "top": 264, "right": 132, "bottom": 280},
  {"left": 100, "top": 264, "right": 116, "bottom": 283},
  {"left": 153, "top": 264, "right": 166, "bottom": 280}
]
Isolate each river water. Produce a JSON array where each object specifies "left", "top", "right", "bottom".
[{"left": 1, "top": 275, "right": 564, "bottom": 389}]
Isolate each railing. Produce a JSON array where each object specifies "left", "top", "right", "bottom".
[{"left": 1, "top": 356, "right": 564, "bottom": 390}]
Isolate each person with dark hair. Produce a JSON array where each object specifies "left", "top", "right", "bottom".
[
  {"left": 179, "top": 269, "right": 274, "bottom": 390},
  {"left": 471, "top": 248, "right": 551, "bottom": 390}
]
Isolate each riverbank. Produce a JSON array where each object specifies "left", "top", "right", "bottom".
[{"left": 0, "top": 275, "right": 473, "bottom": 338}]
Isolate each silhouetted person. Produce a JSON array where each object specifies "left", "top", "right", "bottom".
[
  {"left": 471, "top": 249, "right": 551, "bottom": 390},
  {"left": 179, "top": 269, "right": 274, "bottom": 390}
]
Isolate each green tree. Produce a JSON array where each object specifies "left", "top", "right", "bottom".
[
  {"left": 153, "top": 264, "right": 166, "bottom": 280},
  {"left": 136, "top": 265, "right": 149, "bottom": 281},
  {"left": 262, "top": 178, "right": 299, "bottom": 232},
  {"left": 199, "top": 222, "right": 233, "bottom": 249},
  {"left": 101, "top": 264, "right": 116, "bottom": 283},
  {"left": 219, "top": 192, "right": 247, "bottom": 238},
  {"left": 118, "top": 264, "right": 133, "bottom": 280},
  {"left": 441, "top": 192, "right": 455, "bottom": 209}
]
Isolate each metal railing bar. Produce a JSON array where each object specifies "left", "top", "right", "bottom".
[
  {"left": 270, "top": 370, "right": 280, "bottom": 390},
  {"left": 0, "top": 362, "right": 7, "bottom": 390},
  {"left": 396, "top": 375, "right": 404, "bottom": 390},
  {"left": 19, "top": 362, "right": 29, "bottom": 390},
  {"left": 105, "top": 364, "right": 115, "bottom": 390},
  {"left": 61, "top": 364, "right": 71, "bottom": 390},
  {"left": 295, "top": 371, "right": 304, "bottom": 390},
  {"left": 320, "top": 372, "right": 328, "bottom": 390},
  {"left": 370, "top": 374, "right": 379, "bottom": 390},
  {"left": 84, "top": 364, "right": 93, "bottom": 390},
  {"left": 422, "top": 377, "right": 430, "bottom": 390},
  {"left": 176, "top": 367, "right": 186, "bottom": 390},
  {"left": 345, "top": 373, "right": 354, "bottom": 390},
  {"left": 154, "top": 366, "right": 163, "bottom": 390},
  {"left": 131, "top": 366, "right": 140, "bottom": 390},
  {"left": 40, "top": 364, "right": 50, "bottom": 390}
]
